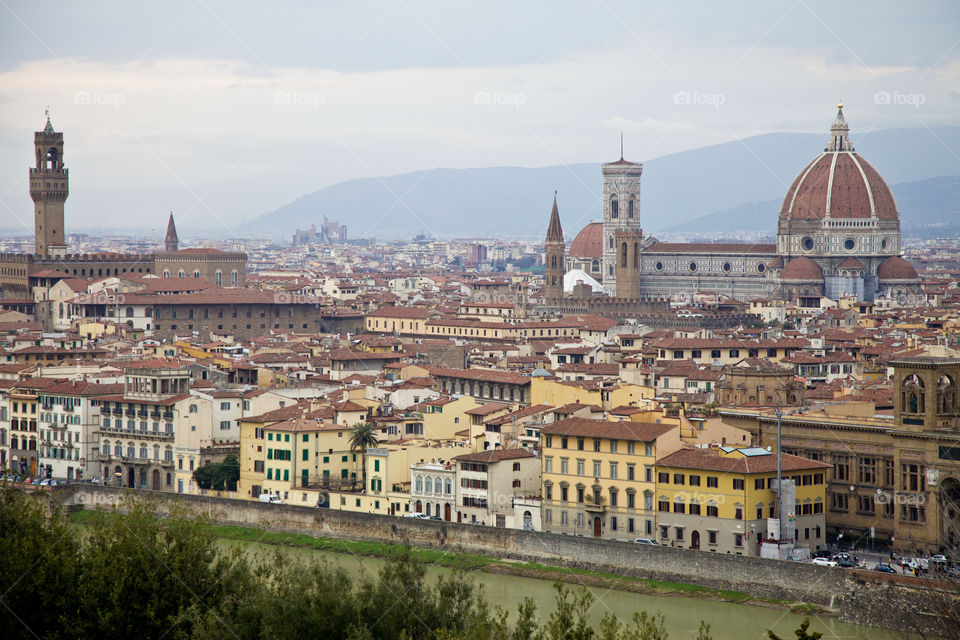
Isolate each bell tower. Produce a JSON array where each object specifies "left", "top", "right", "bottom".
[
  {"left": 601, "top": 139, "right": 642, "bottom": 296},
  {"left": 544, "top": 193, "right": 565, "bottom": 301},
  {"left": 29, "top": 109, "right": 68, "bottom": 257}
]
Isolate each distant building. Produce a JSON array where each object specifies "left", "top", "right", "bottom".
[
  {"left": 0, "top": 115, "right": 247, "bottom": 300},
  {"left": 292, "top": 216, "right": 348, "bottom": 246},
  {"left": 551, "top": 104, "right": 923, "bottom": 305}
]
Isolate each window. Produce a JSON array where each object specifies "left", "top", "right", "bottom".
[
  {"left": 673, "top": 473, "right": 684, "bottom": 485},
  {"left": 658, "top": 497, "right": 669, "bottom": 512},
  {"left": 609, "top": 462, "right": 617, "bottom": 479},
  {"left": 658, "top": 472, "right": 669, "bottom": 484},
  {"left": 544, "top": 457, "right": 553, "bottom": 473},
  {"left": 734, "top": 506, "right": 743, "bottom": 520},
  {"left": 576, "top": 460, "right": 584, "bottom": 476},
  {"left": 706, "top": 504, "right": 718, "bottom": 517},
  {"left": 734, "top": 534, "right": 743, "bottom": 547},
  {"left": 675, "top": 527, "right": 684, "bottom": 541},
  {"left": 706, "top": 476, "right": 718, "bottom": 488},
  {"left": 708, "top": 531, "right": 717, "bottom": 545},
  {"left": 754, "top": 478, "right": 765, "bottom": 490},
  {"left": 627, "top": 465, "right": 635, "bottom": 481},
  {"left": 733, "top": 479, "right": 745, "bottom": 491},
  {"left": 689, "top": 474, "right": 700, "bottom": 486},
  {"left": 900, "top": 463, "right": 925, "bottom": 492}
]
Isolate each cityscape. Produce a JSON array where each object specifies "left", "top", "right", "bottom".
[{"left": 0, "top": 2, "right": 959, "bottom": 639}]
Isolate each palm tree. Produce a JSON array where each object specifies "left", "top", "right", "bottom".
[{"left": 348, "top": 421, "right": 379, "bottom": 492}]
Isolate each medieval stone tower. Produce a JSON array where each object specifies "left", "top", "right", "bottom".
[
  {"left": 544, "top": 193, "right": 565, "bottom": 300},
  {"left": 600, "top": 150, "right": 642, "bottom": 295},
  {"left": 30, "top": 111, "right": 68, "bottom": 257}
]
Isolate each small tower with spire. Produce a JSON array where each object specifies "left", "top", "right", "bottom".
[
  {"left": 544, "top": 192, "right": 565, "bottom": 301},
  {"left": 826, "top": 101, "right": 854, "bottom": 152},
  {"left": 164, "top": 212, "right": 179, "bottom": 252},
  {"left": 30, "top": 108, "right": 68, "bottom": 257}
]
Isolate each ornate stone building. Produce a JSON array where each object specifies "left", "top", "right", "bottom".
[{"left": 553, "top": 105, "right": 923, "bottom": 305}]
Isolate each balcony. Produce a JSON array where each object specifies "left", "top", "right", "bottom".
[{"left": 583, "top": 495, "right": 607, "bottom": 513}]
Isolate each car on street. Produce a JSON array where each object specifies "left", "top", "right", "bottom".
[
  {"left": 812, "top": 557, "right": 838, "bottom": 567},
  {"left": 634, "top": 538, "right": 659, "bottom": 545},
  {"left": 836, "top": 558, "right": 856, "bottom": 568},
  {"left": 39, "top": 478, "right": 52, "bottom": 486},
  {"left": 930, "top": 554, "right": 947, "bottom": 565},
  {"left": 404, "top": 512, "right": 429, "bottom": 519},
  {"left": 874, "top": 564, "right": 897, "bottom": 574}
]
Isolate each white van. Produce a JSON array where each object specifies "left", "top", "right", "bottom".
[{"left": 258, "top": 494, "right": 282, "bottom": 504}]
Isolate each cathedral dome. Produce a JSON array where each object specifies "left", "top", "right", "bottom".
[
  {"left": 779, "top": 105, "right": 898, "bottom": 223},
  {"left": 877, "top": 256, "right": 919, "bottom": 281},
  {"left": 569, "top": 222, "right": 603, "bottom": 259},
  {"left": 780, "top": 256, "right": 823, "bottom": 281}
]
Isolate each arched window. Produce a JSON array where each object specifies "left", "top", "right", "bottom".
[
  {"left": 902, "top": 374, "right": 925, "bottom": 414},
  {"left": 177, "top": 270, "right": 185, "bottom": 278},
  {"left": 125, "top": 307, "right": 133, "bottom": 317},
  {"left": 551, "top": 255, "right": 557, "bottom": 269},
  {"left": 633, "top": 242, "right": 639, "bottom": 268},
  {"left": 628, "top": 198, "right": 635, "bottom": 219},
  {"left": 230, "top": 270, "right": 238, "bottom": 287},
  {"left": 162, "top": 270, "right": 170, "bottom": 279},
  {"left": 215, "top": 270, "right": 222, "bottom": 286},
  {"left": 425, "top": 477, "right": 433, "bottom": 493},
  {"left": 591, "top": 259, "right": 599, "bottom": 272},
  {"left": 620, "top": 243, "right": 627, "bottom": 267},
  {"left": 193, "top": 270, "right": 200, "bottom": 278},
  {"left": 445, "top": 478, "right": 452, "bottom": 494},
  {"left": 139, "top": 445, "right": 148, "bottom": 459},
  {"left": 937, "top": 375, "right": 956, "bottom": 414},
  {"left": 435, "top": 477, "right": 442, "bottom": 494},
  {"left": 610, "top": 197, "right": 619, "bottom": 219},
  {"left": 415, "top": 476, "right": 423, "bottom": 492},
  {"left": 608, "top": 236, "right": 614, "bottom": 249}
]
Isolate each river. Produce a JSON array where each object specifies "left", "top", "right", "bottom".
[{"left": 218, "top": 539, "right": 899, "bottom": 640}]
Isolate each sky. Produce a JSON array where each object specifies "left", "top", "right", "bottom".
[{"left": 0, "top": 0, "right": 958, "bottom": 236}]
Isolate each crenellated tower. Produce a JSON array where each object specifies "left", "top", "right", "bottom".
[{"left": 30, "top": 110, "right": 68, "bottom": 257}]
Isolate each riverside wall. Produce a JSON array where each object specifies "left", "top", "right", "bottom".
[{"left": 53, "top": 485, "right": 954, "bottom": 634}]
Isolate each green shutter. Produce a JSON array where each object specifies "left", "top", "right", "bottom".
[
  {"left": 374, "top": 460, "right": 380, "bottom": 472},
  {"left": 267, "top": 468, "right": 272, "bottom": 480},
  {"left": 267, "top": 449, "right": 272, "bottom": 460},
  {"left": 283, "top": 469, "right": 289, "bottom": 481},
  {"left": 302, "top": 449, "right": 309, "bottom": 461}
]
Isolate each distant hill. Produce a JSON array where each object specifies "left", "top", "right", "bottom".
[
  {"left": 662, "top": 175, "right": 960, "bottom": 238},
  {"left": 245, "top": 126, "right": 960, "bottom": 239}
]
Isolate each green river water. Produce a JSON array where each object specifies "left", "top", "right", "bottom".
[{"left": 218, "top": 539, "right": 900, "bottom": 640}]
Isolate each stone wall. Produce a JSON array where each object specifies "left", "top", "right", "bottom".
[{"left": 53, "top": 484, "right": 954, "bottom": 634}]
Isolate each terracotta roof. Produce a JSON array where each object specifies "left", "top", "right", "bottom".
[
  {"left": 540, "top": 417, "right": 673, "bottom": 441},
  {"left": 779, "top": 149, "right": 897, "bottom": 222},
  {"left": 877, "top": 256, "right": 919, "bottom": 281},
  {"left": 645, "top": 242, "right": 776, "bottom": 255},
  {"left": 454, "top": 448, "right": 536, "bottom": 463},
  {"left": 780, "top": 257, "right": 823, "bottom": 281},
  {"left": 569, "top": 222, "right": 602, "bottom": 259},
  {"left": 428, "top": 365, "right": 530, "bottom": 386},
  {"left": 657, "top": 447, "right": 829, "bottom": 473}
]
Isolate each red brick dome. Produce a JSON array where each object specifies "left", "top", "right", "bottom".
[
  {"left": 779, "top": 105, "right": 898, "bottom": 223},
  {"left": 569, "top": 222, "right": 602, "bottom": 259},
  {"left": 780, "top": 256, "right": 823, "bottom": 281},
  {"left": 877, "top": 256, "right": 919, "bottom": 281}
]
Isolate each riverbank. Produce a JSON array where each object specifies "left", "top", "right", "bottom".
[{"left": 68, "top": 510, "right": 829, "bottom": 616}]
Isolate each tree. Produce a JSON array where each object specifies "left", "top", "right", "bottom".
[
  {"left": 348, "top": 421, "right": 379, "bottom": 493},
  {"left": 193, "top": 455, "right": 240, "bottom": 491},
  {"left": 767, "top": 618, "right": 822, "bottom": 640}
]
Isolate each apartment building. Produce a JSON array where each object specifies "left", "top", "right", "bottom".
[
  {"left": 655, "top": 446, "right": 828, "bottom": 555},
  {"left": 539, "top": 418, "right": 681, "bottom": 541}
]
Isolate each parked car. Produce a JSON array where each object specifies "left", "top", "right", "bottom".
[
  {"left": 836, "top": 558, "right": 856, "bottom": 568},
  {"left": 404, "top": 512, "right": 429, "bottom": 519},
  {"left": 812, "top": 557, "right": 838, "bottom": 567},
  {"left": 930, "top": 554, "right": 947, "bottom": 565},
  {"left": 874, "top": 564, "right": 897, "bottom": 574},
  {"left": 258, "top": 494, "right": 282, "bottom": 504},
  {"left": 428, "top": 515, "right": 442, "bottom": 521},
  {"left": 634, "top": 538, "right": 659, "bottom": 545},
  {"left": 89, "top": 476, "right": 100, "bottom": 484},
  {"left": 39, "top": 478, "right": 52, "bottom": 486},
  {"left": 812, "top": 549, "right": 833, "bottom": 559}
]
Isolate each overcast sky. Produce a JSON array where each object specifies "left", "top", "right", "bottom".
[{"left": 1, "top": 1, "right": 958, "bottom": 234}]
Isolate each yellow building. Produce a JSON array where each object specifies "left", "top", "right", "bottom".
[
  {"left": 529, "top": 377, "right": 654, "bottom": 411},
  {"left": 238, "top": 409, "right": 362, "bottom": 503},
  {"left": 539, "top": 417, "right": 681, "bottom": 541},
  {"left": 655, "top": 446, "right": 828, "bottom": 555},
  {"left": 420, "top": 395, "right": 481, "bottom": 441}
]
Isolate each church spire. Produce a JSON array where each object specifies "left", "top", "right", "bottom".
[
  {"left": 546, "top": 191, "right": 563, "bottom": 242},
  {"left": 826, "top": 101, "right": 854, "bottom": 152},
  {"left": 164, "top": 212, "right": 179, "bottom": 252}
]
